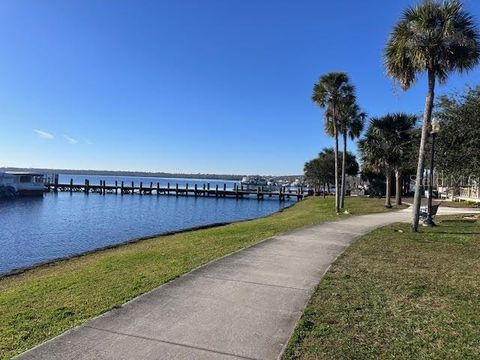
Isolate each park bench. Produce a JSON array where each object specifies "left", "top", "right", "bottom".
[{"left": 419, "top": 203, "right": 440, "bottom": 220}]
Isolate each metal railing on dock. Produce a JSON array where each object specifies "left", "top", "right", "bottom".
[{"left": 45, "top": 179, "right": 306, "bottom": 201}]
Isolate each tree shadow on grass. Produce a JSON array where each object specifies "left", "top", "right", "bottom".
[{"left": 429, "top": 231, "right": 480, "bottom": 235}]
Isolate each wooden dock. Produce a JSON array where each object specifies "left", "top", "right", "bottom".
[{"left": 45, "top": 179, "right": 306, "bottom": 201}]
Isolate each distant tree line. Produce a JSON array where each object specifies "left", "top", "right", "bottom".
[
  {"left": 0, "top": 168, "right": 302, "bottom": 182},
  {"left": 304, "top": 148, "right": 359, "bottom": 197}
]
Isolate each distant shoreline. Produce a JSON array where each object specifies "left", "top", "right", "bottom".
[{"left": 1, "top": 167, "right": 302, "bottom": 181}]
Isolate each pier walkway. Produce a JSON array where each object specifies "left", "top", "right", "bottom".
[
  {"left": 17, "top": 207, "right": 479, "bottom": 360},
  {"left": 46, "top": 180, "right": 306, "bottom": 201}
]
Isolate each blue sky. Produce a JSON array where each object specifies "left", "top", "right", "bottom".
[{"left": 1, "top": 0, "right": 479, "bottom": 175}]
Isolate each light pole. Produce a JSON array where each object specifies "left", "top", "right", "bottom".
[{"left": 424, "top": 117, "right": 440, "bottom": 226}]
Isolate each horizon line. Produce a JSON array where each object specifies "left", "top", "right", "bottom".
[{"left": 0, "top": 166, "right": 303, "bottom": 178}]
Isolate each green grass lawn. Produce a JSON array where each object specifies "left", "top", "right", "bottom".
[
  {"left": 283, "top": 215, "right": 480, "bottom": 360},
  {"left": 440, "top": 200, "right": 480, "bottom": 208},
  {"left": 0, "top": 197, "right": 403, "bottom": 359},
  {"left": 403, "top": 197, "right": 480, "bottom": 208}
]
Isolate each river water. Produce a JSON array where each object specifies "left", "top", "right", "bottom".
[{"left": 0, "top": 175, "right": 291, "bottom": 275}]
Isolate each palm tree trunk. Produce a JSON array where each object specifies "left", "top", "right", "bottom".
[
  {"left": 334, "top": 131, "right": 340, "bottom": 213},
  {"left": 385, "top": 169, "right": 392, "bottom": 208},
  {"left": 333, "top": 105, "right": 340, "bottom": 213},
  {"left": 412, "top": 69, "right": 435, "bottom": 231},
  {"left": 340, "top": 130, "right": 347, "bottom": 209},
  {"left": 395, "top": 169, "right": 402, "bottom": 206}
]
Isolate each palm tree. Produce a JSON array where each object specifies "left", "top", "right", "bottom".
[
  {"left": 338, "top": 99, "right": 366, "bottom": 209},
  {"left": 312, "top": 72, "right": 354, "bottom": 213},
  {"left": 385, "top": 0, "right": 480, "bottom": 231},
  {"left": 359, "top": 114, "right": 416, "bottom": 208}
]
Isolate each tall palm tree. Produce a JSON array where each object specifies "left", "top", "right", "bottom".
[
  {"left": 312, "top": 72, "right": 354, "bottom": 213},
  {"left": 359, "top": 114, "right": 416, "bottom": 208},
  {"left": 385, "top": 0, "right": 480, "bottom": 231},
  {"left": 338, "top": 99, "right": 366, "bottom": 209}
]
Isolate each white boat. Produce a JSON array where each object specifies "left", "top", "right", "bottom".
[
  {"left": 289, "top": 178, "right": 302, "bottom": 187},
  {"left": 0, "top": 172, "right": 45, "bottom": 198},
  {"left": 240, "top": 176, "right": 268, "bottom": 189},
  {"left": 240, "top": 176, "right": 251, "bottom": 184},
  {"left": 241, "top": 176, "right": 267, "bottom": 186}
]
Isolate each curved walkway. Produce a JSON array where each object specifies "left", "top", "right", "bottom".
[{"left": 17, "top": 207, "right": 478, "bottom": 360}]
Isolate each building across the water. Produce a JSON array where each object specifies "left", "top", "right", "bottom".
[{"left": 0, "top": 172, "right": 45, "bottom": 198}]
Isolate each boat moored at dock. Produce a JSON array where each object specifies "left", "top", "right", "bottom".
[{"left": 0, "top": 172, "right": 45, "bottom": 198}]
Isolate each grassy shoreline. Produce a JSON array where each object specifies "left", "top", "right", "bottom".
[
  {"left": 0, "top": 197, "right": 403, "bottom": 359},
  {"left": 1, "top": 201, "right": 299, "bottom": 280},
  {"left": 283, "top": 215, "right": 480, "bottom": 359}
]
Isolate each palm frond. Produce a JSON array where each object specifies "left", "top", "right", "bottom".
[
  {"left": 384, "top": 0, "right": 480, "bottom": 88},
  {"left": 358, "top": 113, "right": 418, "bottom": 173},
  {"left": 312, "top": 72, "right": 354, "bottom": 138}
]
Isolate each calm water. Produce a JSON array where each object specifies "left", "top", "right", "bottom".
[{"left": 0, "top": 176, "right": 291, "bottom": 275}]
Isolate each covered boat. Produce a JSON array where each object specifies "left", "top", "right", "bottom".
[{"left": 0, "top": 172, "right": 45, "bottom": 198}]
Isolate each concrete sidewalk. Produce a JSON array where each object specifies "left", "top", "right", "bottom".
[{"left": 17, "top": 207, "right": 478, "bottom": 360}]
